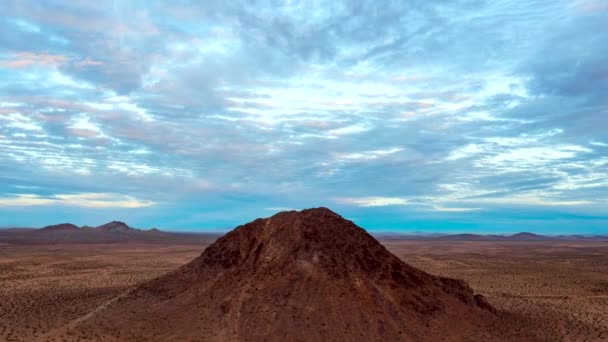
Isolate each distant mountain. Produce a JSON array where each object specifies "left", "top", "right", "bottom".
[
  {"left": 438, "top": 232, "right": 551, "bottom": 241},
  {"left": 0, "top": 227, "right": 35, "bottom": 232},
  {"left": 382, "top": 232, "right": 605, "bottom": 241},
  {"left": 2, "top": 220, "right": 603, "bottom": 245},
  {"left": 0, "top": 221, "right": 218, "bottom": 245},
  {"left": 95, "top": 221, "right": 135, "bottom": 233},
  {"left": 509, "top": 232, "right": 547, "bottom": 241},
  {"left": 435, "top": 233, "right": 501, "bottom": 241},
  {"left": 40, "top": 223, "right": 80, "bottom": 231}
]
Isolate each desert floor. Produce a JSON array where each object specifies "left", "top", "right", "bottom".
[
  {"left": 385, "top": 240, "right": 608, "bottom": 341},
  {"left": 0, "top": 240, "right": 606, "bottom": 341}
]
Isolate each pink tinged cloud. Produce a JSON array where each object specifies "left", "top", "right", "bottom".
[
  {"left": 0, "top": 52, "right": 68, "bottom": 69},
  {"left": 0, "top": 193, "right": 156, "bottom": 208},
  {"left": 575, "top": 0, "right": 608, "bottom": 13},
  {"left": 68, "top": 128, "right": 102, "bottom": 138},
  {"left": 75, "top": 57, "right": 104, "bottom": 68}
]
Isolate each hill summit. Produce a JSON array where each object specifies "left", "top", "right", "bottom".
[
  {"left": 40, "top": 223, "right": 80, "bottom": 231},
  {"left": 66, "top": 208, "right": 520, "bottom": 341},
  {"left": 95, "top": 221, "right": 133, "bottom": 233}
]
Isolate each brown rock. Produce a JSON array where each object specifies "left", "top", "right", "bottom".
[{"left": 65, "top": 208, "right": 528, "bottom": 341}]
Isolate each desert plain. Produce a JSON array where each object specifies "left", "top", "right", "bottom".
[{"left": 0, "top": 238, "right": 606, "bottom": 341}]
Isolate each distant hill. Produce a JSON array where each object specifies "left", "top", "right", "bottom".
[
  {"left": 0, "top": 221, "right": 218, "bottom": 245},
  {"left": 509, "top": 232, "right": 547, "bottom": 241},
  {"left": 95, "top": 221, "right": 135, "bottom": 233},
  {"left": 40, "top": 223, "right": 80, "bottom": 231},
  {"left": 0, "top": 227, "right": 35, "bottom": 233},
  {"left": 2, "top": 222, "right": 604, "bottom": 244},
  {"left": 380, "top": 232, "right": 606, "bottom": 241},
  {"left": 435, "top": 233, "right": 502, "bottom": 241}
]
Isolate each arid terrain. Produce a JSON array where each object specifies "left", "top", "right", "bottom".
[
  {"left": 0, "top": 243, "right": 207, "bottom": 341},
  {"left": 0, "top": 222, "right": 606, "bottom": 340},
  {"left": 385, "top": 240, "right": 608, "bottom": 341}
]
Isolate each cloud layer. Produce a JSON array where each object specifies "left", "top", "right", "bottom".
[{"left": 0, "top": 1, "right": 606, "bottom": 233}]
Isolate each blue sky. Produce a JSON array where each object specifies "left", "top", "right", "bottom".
[{"left": 0, "top": 1, "right": 607, "bottom": 234}]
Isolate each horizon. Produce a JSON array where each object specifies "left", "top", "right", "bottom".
[
  {"left": 1, "top": 1, "right": 607, "bottom": 235},
  {"left": 2, "top": 207, "right": 606, "bottom": 236}
]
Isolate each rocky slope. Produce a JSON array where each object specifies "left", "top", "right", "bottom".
[{"left": 61, "top": 208, "right": 536, "bottom": 341}]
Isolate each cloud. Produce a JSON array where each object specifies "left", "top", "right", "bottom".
[
  {"left": 0, "top": 193, "right": 156, "bottom": 208},
  {"left": 0, "top": 194, "right": 55, "bottom": 206},
  {"left": 0, "top": 112, "right": 44, "bottom": 131},
  {"left": 432, "top": 206, "right": 481, "bottom": 212},
  {"left": 335, "top": 147, "right": 403, "bottom": 161},
  {"left": 478, "top": 145, "right": 592, "bottom": 170},
  {"left": 265, "top": 207, "right": 296, "bottom": 212},
  {"left": 446, "top": 144, "right": 484, "bottom": 160},
  {"left": 337, "top": 197, "right": 410, "bottom": 207},
  {"left": 0, "top": 1, "right": 605, "bottom": 231},
  {"left": 574, "top": 0, "right": 608, "bottom": 13},
  {"left": 0, "top": 52, "right": 68, "bottom": 69},
  {"left": 460, "top": 192, "right": 592, "bottom": 207},
  {"left": 74, "top": 57, "right": 104, "bottom": 68}
]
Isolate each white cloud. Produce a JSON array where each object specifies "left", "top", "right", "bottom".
[
  {"left": 432, "top": 206, "right": 481, "bottom": 212},
  {"left": 435, "top": 183, "right": 593, "bottom": 207},
  {"left": 67, "top": 114, "right": 105, "bottom": 138},
  {"left": 484, "top": 129, "right": 563, "bottom": 147},
  {"left": 265, "top": 207, "right": 296, "bottom": 211},
  {"left": 337, "top": 196, "right": 410, "bottom": 207},
  {"left": 471, "top": 195, "right": 591, "bottom": 206},
  {"left": 0, "top": 112, "right": 43, "bottom": 131},
  {"left": 336, "top": 147, "right": 403, "bottom": 161},
  {"left": 326, "top": 123, "right": 371, "bottom": 137},
  {"left": 479, "top": 146, "right": 591, "bottom": 169},
  {"left": 0, "top": 193, "right": 156, "bottom": 208},
  {"left": 446, "top": 144, "right": 484, "bottom": 160}
]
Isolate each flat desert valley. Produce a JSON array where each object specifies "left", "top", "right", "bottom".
[{"left": 1, "top": 237, "right": 606, "bottom": 341}]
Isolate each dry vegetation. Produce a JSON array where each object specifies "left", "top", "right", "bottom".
[
  {"left": 0, "top": 239, "right": 606, "bottom": 341},
  {"left": 384, "top": 240, "right": 608, "bottom": 341},
  {"left": 0, "top": 244, "right": 204, "bottom": 341}
]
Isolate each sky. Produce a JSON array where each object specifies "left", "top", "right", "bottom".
[{"left": 0, "top": 1, "right": 607, "bottom": 234}]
